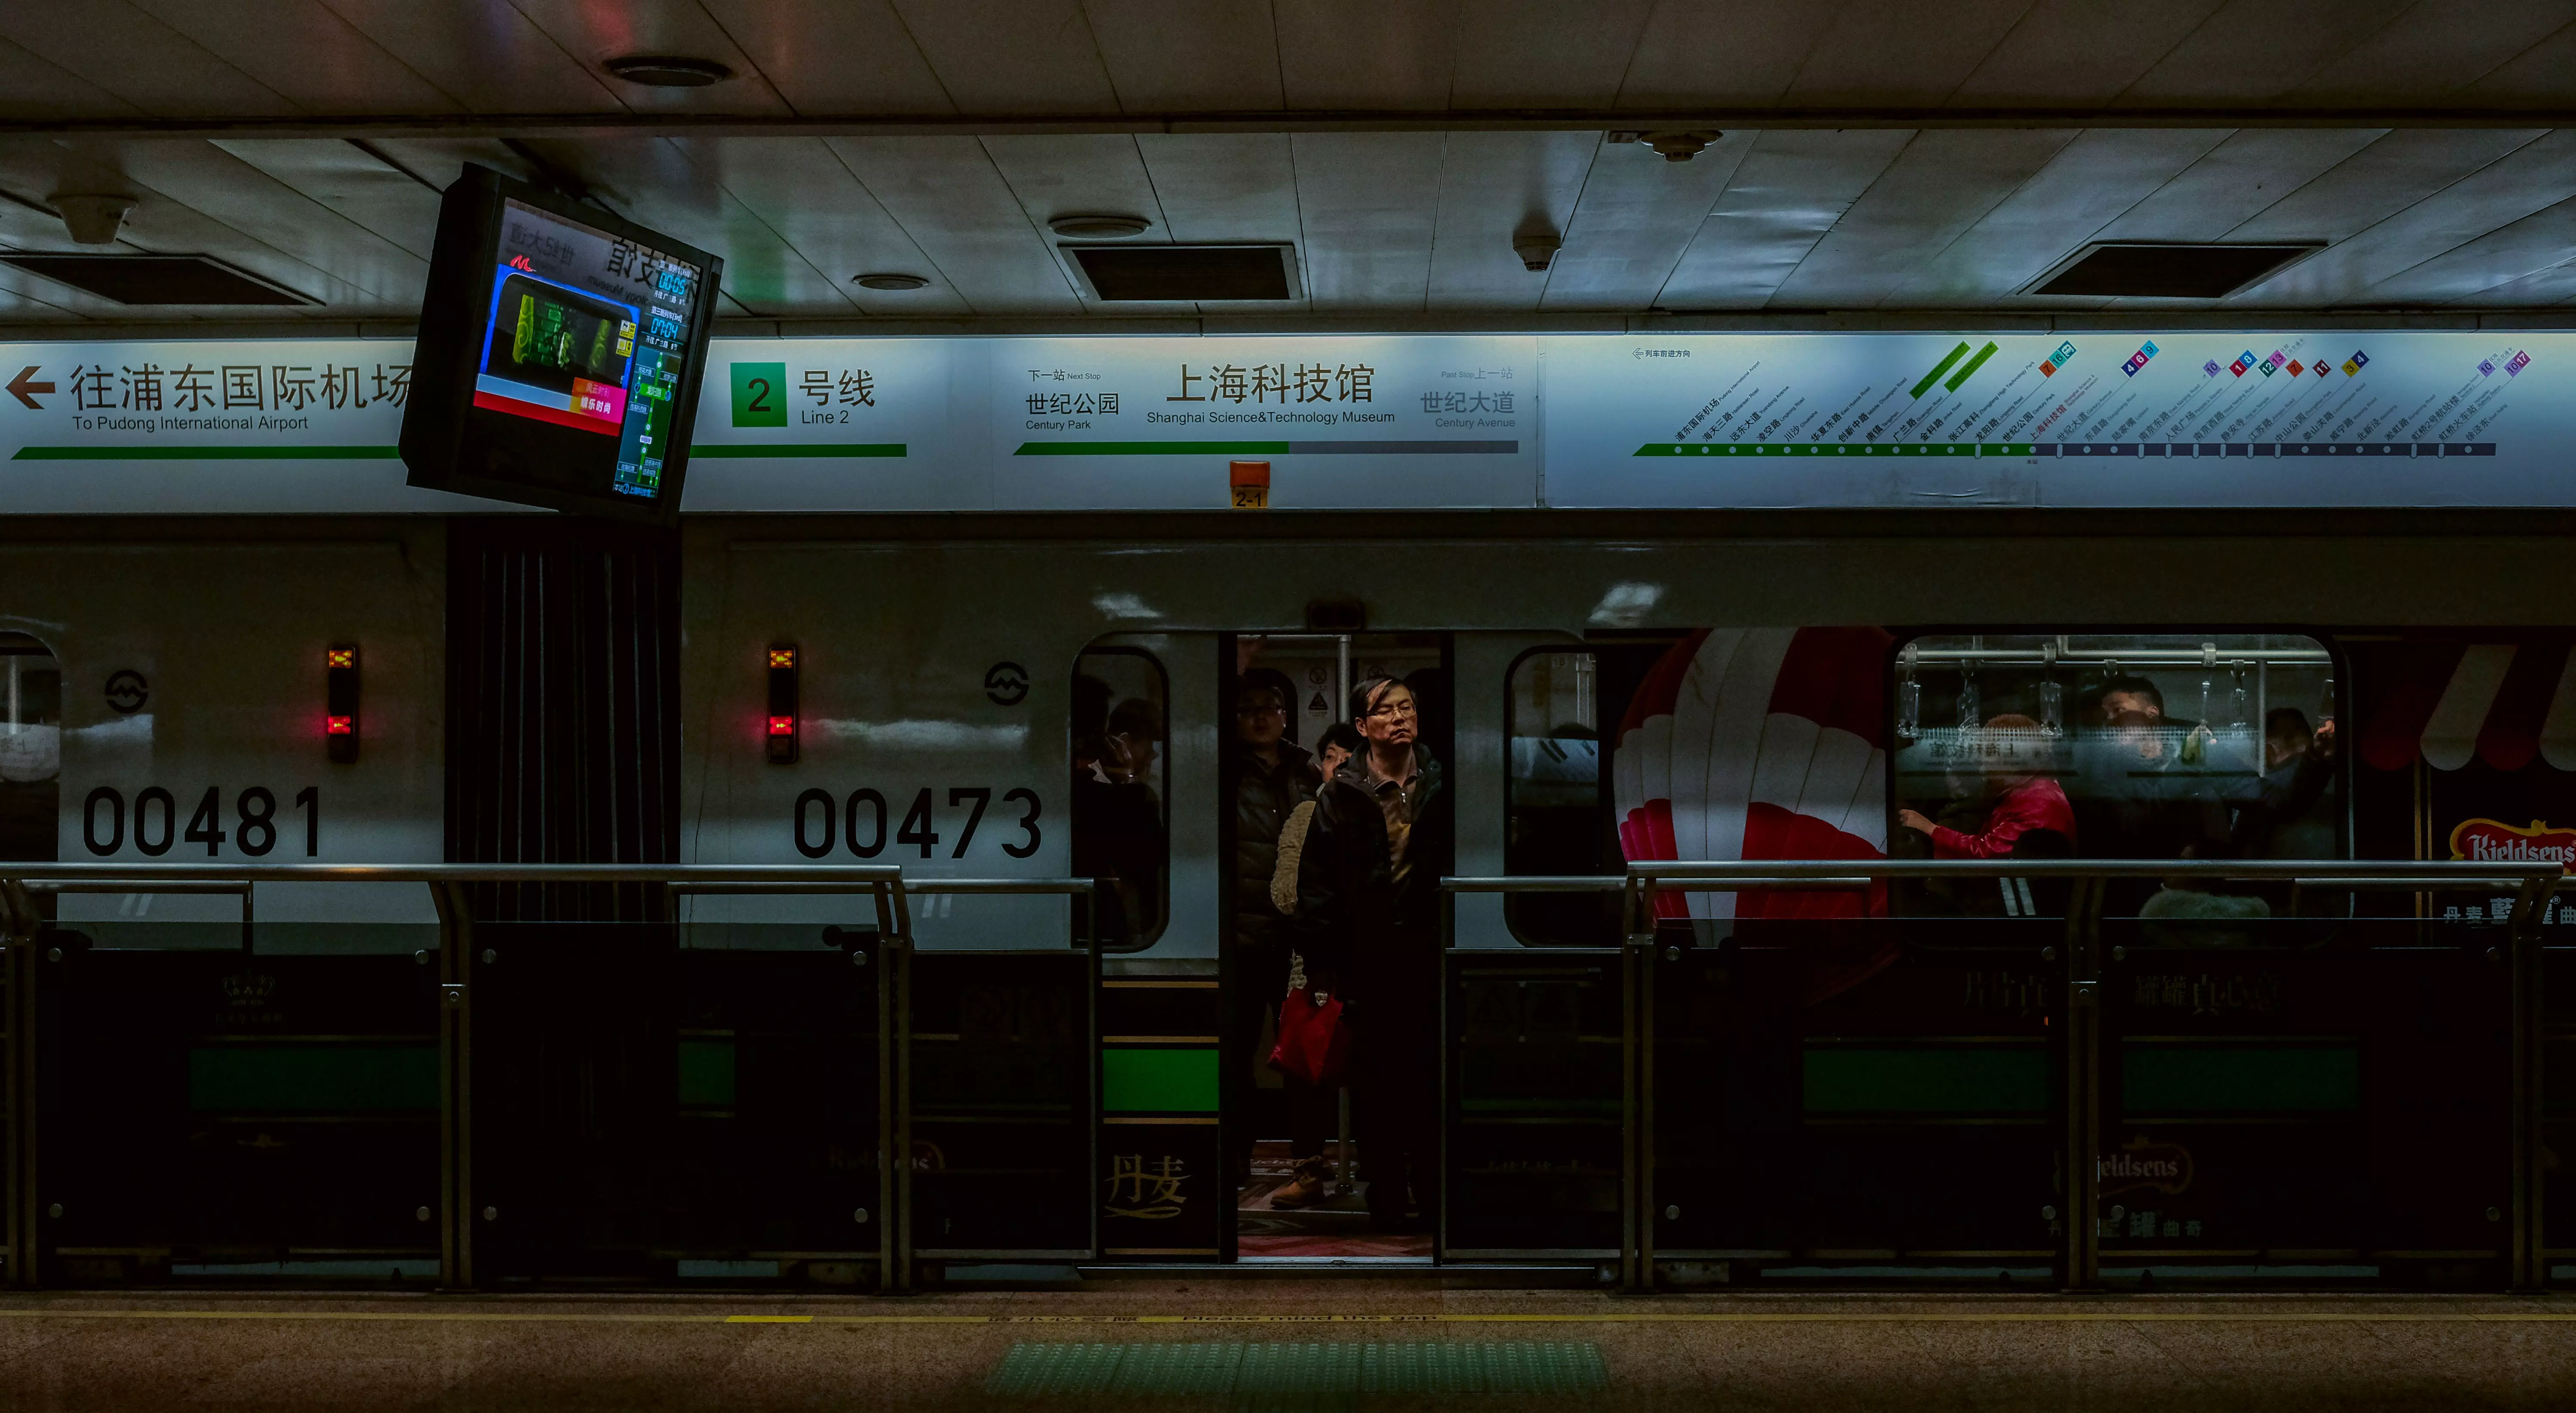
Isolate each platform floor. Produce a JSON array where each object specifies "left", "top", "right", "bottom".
[{"left": 0, "top": 1285, "right": 2566, "bottom": 1410}]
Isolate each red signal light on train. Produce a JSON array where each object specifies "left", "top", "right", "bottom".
[
  {"left": 766, "top": 642, "right": 799, "bottom": 765},
  {"left": 325, "top": 643, "right": 359, "bottom": 764}
]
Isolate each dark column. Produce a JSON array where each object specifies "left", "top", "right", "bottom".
[
  {"left": 445, "top": 516, "right": 681, "bottom": 1282},
  {"left": 445, "top": 517, "right": 680, "bottom": 907}
]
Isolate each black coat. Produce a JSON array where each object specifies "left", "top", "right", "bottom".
[
  {"left": 1291, "top": 746, "right": 1450, "bottom": 1000},
  {"left": 1231, "top": 740, "right": 1313, "bottom": 950}
]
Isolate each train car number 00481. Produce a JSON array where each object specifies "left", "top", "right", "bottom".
[
  {"left": 82, "top": 785, "right": 322, "bottom": 858},
  {"left": 792, "top": 786, "right": 1039, "bottom": 860}
]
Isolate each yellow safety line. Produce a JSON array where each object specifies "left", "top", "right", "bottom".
[{"left": 0, "top": 1308, "right": 2561, "bottom": 1326}]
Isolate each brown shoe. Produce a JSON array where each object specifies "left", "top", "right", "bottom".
[{"left": 1267, "top": 1157, "right": 1332, "bottom": 1209}]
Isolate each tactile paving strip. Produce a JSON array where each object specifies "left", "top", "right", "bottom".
[{"left": 984, "top": 1340, "right": 1607, "bottom": 1403}]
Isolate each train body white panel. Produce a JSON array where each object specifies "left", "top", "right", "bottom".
[{"left": 0, "top": 537, "right": 445, "bottom": 941}]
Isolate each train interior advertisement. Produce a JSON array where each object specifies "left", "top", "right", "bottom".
[{"left": 0, "top": 522, "right": 2568, "bottom": 1292}]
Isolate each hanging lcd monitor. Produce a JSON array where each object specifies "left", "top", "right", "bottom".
[{"left": 402, "top": 164, "right": 721, "bottom": 522}]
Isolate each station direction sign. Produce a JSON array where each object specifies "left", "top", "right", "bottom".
[
  {"left": 0, "top": 330, "right": 2559, "bottom": 512},
  {"left": 1537, "top": 331, "right": 2539, "bottom": 509}
]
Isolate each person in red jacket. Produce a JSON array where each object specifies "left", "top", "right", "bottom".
[{"left": 1895, "top": 713, "right": 2076, "bottom": 858}]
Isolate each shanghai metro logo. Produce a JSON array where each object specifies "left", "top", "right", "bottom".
[{"left": 983, "top": 661, "right": 1030, "bottom": 706}]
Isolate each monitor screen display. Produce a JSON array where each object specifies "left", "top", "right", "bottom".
[
  {"left": 402, "top": 167, "right": 720, "bottom": 521},
  {"left": 476, "top": 199, "right": 702, "bottom": 501}
]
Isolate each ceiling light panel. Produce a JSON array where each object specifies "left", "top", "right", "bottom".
[
  {"left": 1061, "top": 244, "right": 1299, "bottom": 302},
  {"left": 2029, "top": 242, "right": 2323, "bottom": 299}
]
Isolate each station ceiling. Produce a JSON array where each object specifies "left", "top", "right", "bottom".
[{"left": 10, "top": 1, "right": 2576, "bottom": 327}]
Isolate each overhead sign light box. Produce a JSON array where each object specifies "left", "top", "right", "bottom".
[{"left": 401, "top": 163, "right": 721, "bottom": 523}]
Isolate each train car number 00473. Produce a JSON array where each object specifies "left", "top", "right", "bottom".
[
  {"left": 792, "top": 786, "right": 1040, "bottom": 860},
  {"left": 82, "top": 785, "right": 322, "bottom": 858}
]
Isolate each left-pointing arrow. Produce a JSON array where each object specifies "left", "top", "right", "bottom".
[{"left": 7, "top": 366, "right": 53, "bottom": 410}]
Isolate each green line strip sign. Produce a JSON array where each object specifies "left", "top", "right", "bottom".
[
  {"left": 12, "top": 445, "right": 400, "bottom": 461},
  {"left": 1011, "top": 440, "right": 1521, "bottom": 456},
  {"left": 1631, "top": 442, "right": 2002, "bottom": 457},
  {"left": 1019, "top": 440, "right": 1293, "bottom": 457},
  {"left": 15, "top": 443, "right": 912, "bottom": 462},
  {"left": 1909, "top": 342, "right": 1973, "bottom": 399},
  {"left": 687, "top": 443, "right": 906, "bottom": 458},
  {"left": 1944, "top": 341, "right": 2001, "bottom": 393}
]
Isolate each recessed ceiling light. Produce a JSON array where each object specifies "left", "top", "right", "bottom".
[
  {"left": 1048, "top": 214, "right": 1151, "bottom": 239},
  {"left": 605, "top": 55, "right": 732, "bottom": 88},
  {"left": 1064, "top": 245, "right": 1296, "bottom": 301},
  {"left": 2028, "top": 242, "right": 2322, "bottom": 299},
  {"left": 1, "top": 253, "right": 316, "bottom": 306},
  {"left": 854, "top": 272, "right": 928, "bottom": 291}
]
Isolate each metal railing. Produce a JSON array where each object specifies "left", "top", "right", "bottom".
[
  {"left": 0, "top": 857, "right": 2558, "bottom": 1292},
  {"left": 0, "top": 863, "right": 1094, "bottom": 1295},
  {"left": 1443, "top": 858, "right": 2565, "bottom": 1292}
]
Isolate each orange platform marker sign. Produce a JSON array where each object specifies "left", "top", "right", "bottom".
[{"left": 1229, "top": 459, "right": 1270, "bottom": 509}]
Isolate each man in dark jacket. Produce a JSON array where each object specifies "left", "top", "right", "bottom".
[
  {"left": 1294, "top": 676, "right": 1451, "bottom": 1231},
  {"left": 1229, "top": 678, "right": 1315, "bottom": 1183}
]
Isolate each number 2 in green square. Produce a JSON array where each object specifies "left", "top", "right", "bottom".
[{"left": 730, "top": 362, "right": 786, "bottom": 427}]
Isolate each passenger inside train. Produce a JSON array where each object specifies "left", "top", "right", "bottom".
[{"left": 1071, "top": 653, "right": 1168, "bottom": 949}]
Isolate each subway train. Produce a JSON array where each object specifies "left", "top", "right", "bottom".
[{"left": 2, "top": 507, "right": 2571, "bottom": 1290}]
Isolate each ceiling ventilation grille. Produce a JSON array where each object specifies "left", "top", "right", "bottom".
[
  {"left": 1, "top": 253, "right": 317, "bottom": 306},
  {"left": 1064, "top": 244, "right": 1297, "bottom": 302},
  {"left": 2029, "top": 243, "right": 2320, "bottom": 299}
]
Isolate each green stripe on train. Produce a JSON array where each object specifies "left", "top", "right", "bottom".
[
  {"left": 13, "top": 445, "right": 400, "bottom": 460},
  {"left": 188, "top": 1044, "right": 437, "bottom": 1112},
  {"left": 1804, "top": 1045, "right": 2051, "bottom": 1114},
  {"left": 2123, "top": 1044, "right": 2360, "bottom": 1114},
  {"left": 679, "top": 1038, "right": 737, "bottom": 1107},
  {"left": 1103, "top": 1047, "right": 1219, "bottom": 1112},
  {"left": 1015, "top": 440, "right": 1293, "bottom": 456}
]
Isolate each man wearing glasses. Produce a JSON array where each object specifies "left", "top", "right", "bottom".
[{"left": 1292, "top": 676, "right": 1450, "bottom": 1234}]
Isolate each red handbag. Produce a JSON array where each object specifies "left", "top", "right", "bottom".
[{"left": 1269, "top": 987, "right": 1350, "bottom": 1088}]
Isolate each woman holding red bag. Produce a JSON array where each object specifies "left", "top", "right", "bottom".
[{"left": 1260, "top": 722, "right": 1358, "bottom": 1209}]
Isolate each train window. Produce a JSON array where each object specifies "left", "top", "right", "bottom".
[
  {"left": 1504, "top": 642, "right": 1682, "bottom": 945},
  {"left": 1891, "top": 633, "right": 2342, "bottom": 912},
  {"left": 1073, "top": 647, "right": 1168, "bottom": 951},
  {"left": 0, "top": 632, "right": 62, "bottom": 862}
]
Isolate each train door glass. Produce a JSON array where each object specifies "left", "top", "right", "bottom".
[
  {"left": 1223, "top": 634, "right": 1446, "bottom": 1261},
  {"left": 1503, "top": 643, "right": 1685, "bottom": 947}
]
